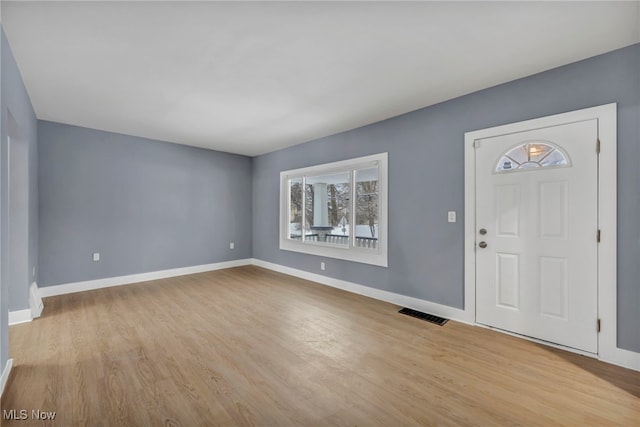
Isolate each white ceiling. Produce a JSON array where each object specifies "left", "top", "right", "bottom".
[{"left": 2, "top": 1, "right": 639, "bottom": 156}]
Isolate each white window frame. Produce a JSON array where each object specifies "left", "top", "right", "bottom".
[{"left": 279, "top": 152, "right": 388, "bottom": 267}]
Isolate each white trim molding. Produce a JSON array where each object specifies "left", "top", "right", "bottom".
[
  {"left": 1, "top": 359, "right": 13, "bottom": 398},
  {"left": 30, "top": 282, "right": 44, "bottom": 318},
  {"left": 8, "top": 309, "right": 32, "bottom": 325},
  {"left": 465, "top": 103, "right": 639, "bottom": 372},
  {"left": 22, "top": 253, "right": 639, "bottom": 371},
  {"left": 251, "top": 258, "right": 473, "bottom": 325},
  {"left": 39, "top": 259, "right": 252, "bottom": 298}
]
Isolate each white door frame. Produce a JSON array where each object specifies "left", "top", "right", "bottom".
[{"left": 465, "top": 103, "right": 638, "bottom": 371}]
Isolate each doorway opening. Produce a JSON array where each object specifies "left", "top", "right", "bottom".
[
  {"left": 7, "top": 112, "right": 30, "bottom": 323},
  {"left": 464, "top": 104, "right": 618, "bottom": 362}
]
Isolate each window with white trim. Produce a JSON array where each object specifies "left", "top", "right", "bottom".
[{"left": 280, "top": 153, "right": 388, "bottom": 267}]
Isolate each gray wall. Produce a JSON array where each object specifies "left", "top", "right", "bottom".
[
  {"left": 8, "top": 114, "right": 30, "bottom": 314},
  {"left": 38, "top": 121, "right": 252, "bottom": 286},
  {"left": 252, "top": 44, "right": 640, "bottom": 353},
  {"left": 1, "top": 27, "right": 38, "bottom": 368}
]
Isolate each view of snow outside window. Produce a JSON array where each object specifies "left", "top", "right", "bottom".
[{"left": 288, "top": 167, "right": 379, "bottom": 249}]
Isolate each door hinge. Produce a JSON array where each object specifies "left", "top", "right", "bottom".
[
  {"left": 597, "top": 229, "right": 601, "bottom": 242},
  {"left": 597, "top": 318, "right": 601, "bottom": 333},
  {"left": 596, "top": 139, "right": 601, "bottom": 154},
  {"left": 474, "top": 140, "right": 481, "bottom": 148}
]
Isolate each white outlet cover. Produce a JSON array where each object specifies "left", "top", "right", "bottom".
[
  {"left": 92, "top": 253, "right": 100, "bottom": 261},
  {"left": 448, "top": 211, "right": 456, "bottom": 223},
  {"left": 230, "top": 242, "right": 235, "bottom": 249}
]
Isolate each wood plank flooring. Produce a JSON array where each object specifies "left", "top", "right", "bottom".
[{"left": 2, "top": 265, "right": 639, "bottom": 426}]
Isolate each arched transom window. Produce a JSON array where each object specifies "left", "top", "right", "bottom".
[{"left": 495, "top": 141, "right": 570, "bottom": 173}]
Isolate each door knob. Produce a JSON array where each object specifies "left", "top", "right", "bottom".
[
  {"left": 478, "top": 241, "right": 487, "bottom": 248},
  {"left": 479, "top": 228, "right": 487, "bottom": 235}
]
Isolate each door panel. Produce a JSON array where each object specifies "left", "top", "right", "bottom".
[
  {"left": 538, "top": 256, "right": 568, "bottom": 319},
  {"left": 475, "top": 119, "right": 598, "bottom": 353},
  {"left": 496, "top": 253, "right": 520, "bottom": 310},
  {"left": 538, "top": 181, "right": 568, "bottom": 239},
  {"left": 495, "top": 185, "right": 520, "bottom": 237}
]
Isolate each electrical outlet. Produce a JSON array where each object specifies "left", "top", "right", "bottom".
[
  {"left": 92, "top": 252, "right": 100, "bottom": 262},
  {"left": 448, "top": 211, "right": 456, "bottom": 223},
  {"left": 321, "top": 262, "right": 326, "bottom": 271},
  {"left": 229, "top": 242, "right": 235, "bottom": 249}
]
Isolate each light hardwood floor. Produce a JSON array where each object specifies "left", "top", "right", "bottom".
[{"left": 2, "top": 266, "right": 639, "bottom": 426}]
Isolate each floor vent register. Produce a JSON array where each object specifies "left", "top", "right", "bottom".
[{"left": 398, "top": 308, "right": 449, "bottom": 326}]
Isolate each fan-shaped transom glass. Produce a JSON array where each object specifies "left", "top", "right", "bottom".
[{"left": 495, "top": 141, "right": 570, "bottom": 173}]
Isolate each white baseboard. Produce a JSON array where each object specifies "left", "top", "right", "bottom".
[
  {"left": 30, "top": 282, "right": 44, "bottom": 318},
  {"left": 38, "top": 259, "right": 253, "bottom": 298},
  {"left": 28, "top": 257, "right": 640, "bottom": 372},
  {"left": 8, "top": 309, "right": 32, "bottom": 325},
  {"left": 600, "top": 344, "right": 640, "bottom": 372},
  {"left": 250, "top": 258, "right": 474, "bottom": 325},
  {"left": 0, "top": 358, "right": 13, "bottom": 398},
  {"left": 250, "top": 258, "right": 640, "bottom": 372}
]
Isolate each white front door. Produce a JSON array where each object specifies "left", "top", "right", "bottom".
[{"left": 475, "top": 119, "right": 599, "bottom": 353}]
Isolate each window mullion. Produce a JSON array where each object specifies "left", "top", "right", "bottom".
[
  {"left": 286, "top": 178, "right": 291, "bottom": 242},
  {"left": 301, "top": 176, "right": 306, "bottom": 244},
  {"left": 350, "top": 169, "right": 356, "bottom": 248}
]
